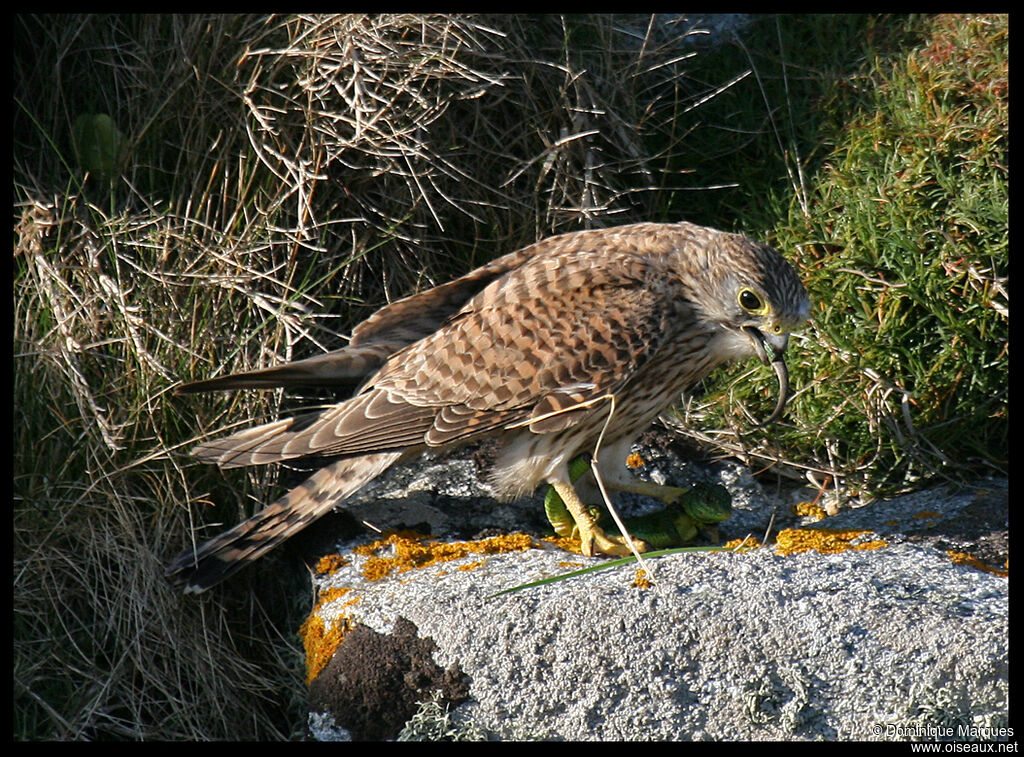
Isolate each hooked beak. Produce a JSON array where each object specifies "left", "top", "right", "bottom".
[{"left": 743, "top": 327, "right": 791, "bottom": 427}]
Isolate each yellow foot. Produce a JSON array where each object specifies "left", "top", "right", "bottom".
[
  {"left": 545, "top": 456, "right": 733, "bottom": 552},
  {"left": 582, "top": 523, "right": 650, "bottom": 558},
  {"left": 547, "top": 478, "right": 650, "bottom": 557}
]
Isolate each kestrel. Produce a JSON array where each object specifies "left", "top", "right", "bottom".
[{"left": 168, "top": 222, "right": 810, "bottom": 592}]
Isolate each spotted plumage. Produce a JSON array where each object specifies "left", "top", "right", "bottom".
[{"left": 168, "top": 222, "right": 810, "bottom": 592}]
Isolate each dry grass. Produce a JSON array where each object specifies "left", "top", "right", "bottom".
[{"left": 14, "top": 13, "right": 741, "bottom": 739}]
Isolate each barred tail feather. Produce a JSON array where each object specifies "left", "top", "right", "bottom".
[{"left": 167, "top": 451, "right": 403, "bottom": 592}]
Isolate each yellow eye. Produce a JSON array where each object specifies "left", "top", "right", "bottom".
[{"left": 738, "top": 288, "right": 766, "bottom": 314}]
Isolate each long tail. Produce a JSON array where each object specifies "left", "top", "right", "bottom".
[{"left": 167, "top": 451, "right": 403, "bottom": 592}]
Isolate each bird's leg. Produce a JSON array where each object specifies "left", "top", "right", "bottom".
[{"left": 547, "top": 479, "right": 649, "bottom": 558}]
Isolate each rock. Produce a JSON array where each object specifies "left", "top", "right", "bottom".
[{"left": 300, "top": 440, "right": 1008, "bottom": 741}]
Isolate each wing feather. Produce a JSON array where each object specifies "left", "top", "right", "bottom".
[
  {"left": 365, "top": 246, "right": 678, "bottom": 444},
  {"left": 189, "top": 224, "right": 695, "bottom": 468}
]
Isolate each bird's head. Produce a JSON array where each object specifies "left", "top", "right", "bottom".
[{"left": 692, "top": 233, "right": 811, "bottom": 425}]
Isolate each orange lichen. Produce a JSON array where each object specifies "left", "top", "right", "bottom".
[
  {"left": 632, "top": 568, "right": 652, "bottom": 589},
  {"left": 354, "top": 531, "right": 537, "bottom": 581},
  {"left": 774, "top": 528, "right": 888, "bottom": 556},
  {"left": 541, "top": 535, "right": 583, "bottom": 554},
  {"left": 791, "top": 501, "right": 827, "bottom": 521},
  {"left": 315, "top": 553, "right": 350, "bottom": 576},
  {"left": 626, "top": 452, "right": 645, "bottom": 469},
  {"left": 913, "top": 510, "right": 942, "bottom": 520},
  {"left": 299, "top": 586, "right": 362, "bottom": 683},
  {"left": 947, "top": 550, "right": 1008, "bottom": 577},
  {"left": 315, "top": 585, "right": 359, "bottom": 608},
  {"left": 724, "top": 536, "right": 761, "bottom": 550},
  {"left": 299, "top": 611, "right": 353, "bottom": 685}
]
